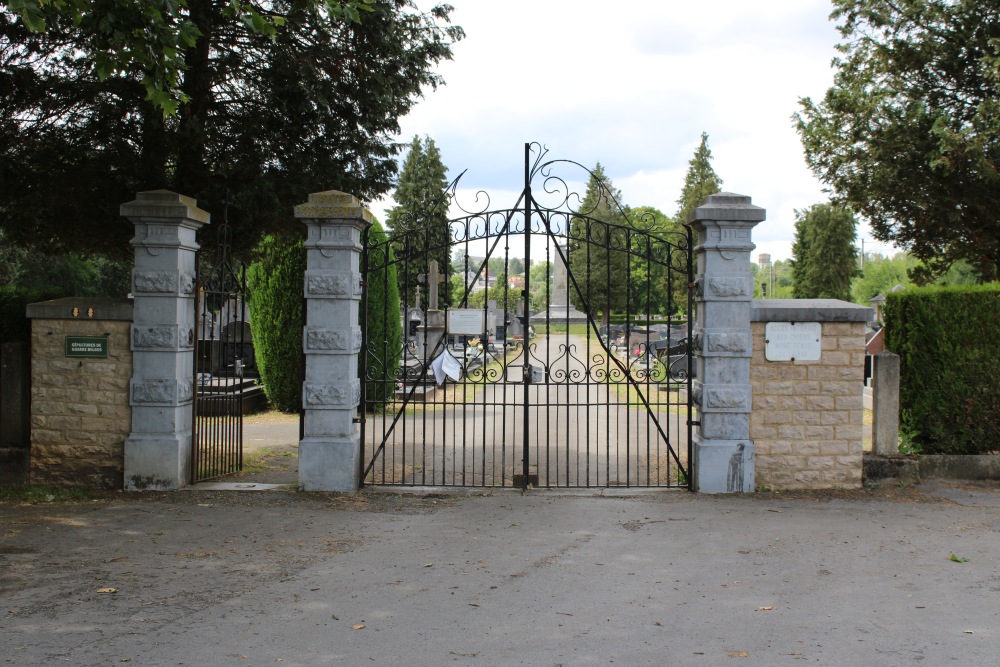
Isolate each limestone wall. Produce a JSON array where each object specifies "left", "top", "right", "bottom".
[
  {"left": 28, "top": 299, "right": 133, "bottom": 487},
  {"left": 749, "top": 300, "right": 871, "bottom": 490}
]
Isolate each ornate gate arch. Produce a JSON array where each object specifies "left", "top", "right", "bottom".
[{"left": 361, "top": 144, "right": 693, "bottom": 489}]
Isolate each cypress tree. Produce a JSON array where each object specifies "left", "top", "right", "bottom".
[
  {"left": 247, "top": 235, "right": 305, "bottom": 412},
  {"left": 386, "top": 135, "right": 452, "bottom": 307},
  {"left": 363, "top": 218, "right": 403, "bottom": 409},
  {"left": 791, "top": 204, "right": 858, "bottom": 300},
  {"left": 567, "top": 163, "right": 629, "bottom": 326}
]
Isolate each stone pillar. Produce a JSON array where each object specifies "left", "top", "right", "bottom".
[
  {"left": 121, "top": 191, "right": 208, "bottom": 490},
  {"left": 872, "top": 351, "right": 900, "bottom": 455},
  {"left": 688, "top": 193, "right": 765, "bottom": 493},
  {"left": 295, "top": 191, "right": 371, "bottom": 492}
]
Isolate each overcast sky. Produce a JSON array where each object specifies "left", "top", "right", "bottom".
[{"left": 368, "top": 0, "right": 893, "bottom": 261}]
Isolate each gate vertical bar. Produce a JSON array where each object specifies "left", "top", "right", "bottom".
[{"left": 521, "top": 143, "right": 532, "bottom": 489}]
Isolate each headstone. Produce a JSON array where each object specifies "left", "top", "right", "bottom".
[{"left": 532, "top": 243, "right": 588, "bottom": 323}]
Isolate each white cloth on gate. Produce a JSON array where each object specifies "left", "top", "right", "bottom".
[{"left": 430, "top": 349, "right": 463, "bottom": 385}]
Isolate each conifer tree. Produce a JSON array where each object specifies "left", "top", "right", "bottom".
[
  {"left": 386, "top": 135, "right": 452, "bottom": 307},
  {"left": 567, "top": 163, "right": 628, "bottom": 326},
  {"left": 791, "top": 203, "right": 858, "bottom": 300},
  {"left": 667, "top": 133, "right": 723, "bottom": 312},
  {"left": 676, "top": 132, "right": 723, "bottom": 223}
]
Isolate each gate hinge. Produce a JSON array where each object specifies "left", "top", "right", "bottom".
[
  {"left": 687, "top": 420, "right": 701, "bottom": 426},
  {"left": 353, "top": 417, "right": 365, "bottom": 424},
  {"left": 359, "top": 280, "right": 368, "bottom": 288}
]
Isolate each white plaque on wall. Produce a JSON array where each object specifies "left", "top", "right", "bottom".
[
  {"left": 448, "top": 309, "right": 486, "bottom": 335},
  {"left": 764, "top": 322, "right": 822, "bottom": 361}
]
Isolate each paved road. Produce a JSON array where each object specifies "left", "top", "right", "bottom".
[
  {"left": 365, "top": 334, "right": 688, "bottom": 487},
  {"left": 1, "top": 482, "right": 998, "bottom": 666}
]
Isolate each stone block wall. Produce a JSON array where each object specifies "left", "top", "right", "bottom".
[
  {"left": 28, "top": 299, "right": 133, "bottom": 487},
  {"left": 750, "top": 300, "right": 871, "bottom": 490}
]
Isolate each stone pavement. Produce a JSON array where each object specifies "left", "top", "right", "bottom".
[{"left": 1, "top": 480, "right": 998, "bottom": 666}]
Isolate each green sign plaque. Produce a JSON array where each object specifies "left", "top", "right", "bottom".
[{"left": 65, "top": 336, "right": 109, "bottom": 359}]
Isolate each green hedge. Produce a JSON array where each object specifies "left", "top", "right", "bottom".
[
  {"left": 363, "top": 219, "right": 402, "bottom": 409},
  {"left": 883, "top": 284, "right": 1000, "bottom": 454},
  {"left": 0, "top": 286, "right": 65, "bottom": 344},
  {"left": 247, "top": 236, "right": 305, "bottom": 412}
]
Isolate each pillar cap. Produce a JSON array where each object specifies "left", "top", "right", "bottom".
[
  {"left": 687, "top": 192, "right": 766, "bottom": 224},
  {"left": 120, "top": 190, "right": 210, "bottom": 226},
  {"left": 295, "top": 191, "right": 372, "bottom": 223}
]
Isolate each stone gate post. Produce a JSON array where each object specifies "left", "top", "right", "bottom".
[
  {"left": 688, "top": 193, "right": 765, "bottom": 493},
  {"left": 121, "top": 191, "right": 209, "bottom": 489},
  {"left": 294, "top": 191, "right": 371, "bottom": 491}
]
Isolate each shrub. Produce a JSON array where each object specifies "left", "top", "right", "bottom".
[
  {"left": 884, "top": 284, "right": 1000, "bottom": 454},
  {"left": 363, "top": 219, "right": 402, "bottom": 409},
  {"left": 247, "top": 236, "right": 305, "bottom": 412}
]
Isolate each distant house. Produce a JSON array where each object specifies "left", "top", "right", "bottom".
[{"left": 508, "top": 275, "right": 525, "bottom": 290}]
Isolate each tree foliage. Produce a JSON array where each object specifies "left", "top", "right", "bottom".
[
  {"left": 0, "top": 1, "right": 463, "bottom": 258},
  {"left": 796, "top": 0, "right": 1000, "bottom": 283},
  {"left": 677, "top": 132, "right": 723, "bottom": 223},
  {"left": 790, "top": 203, "right": 858, "bottom": 300},
  {"left": 627, "top": 206, "right": 677, "bottom": 315},
  {"left": 567, "top": 163, "right": 628, "bottom": 326},
  {"left": 385, "top": 135, "right": 452, "bottom": 306},
  {"left": 669, "top": 132, "right": 721, "bottom": 312},
  {"left": 7, "top": 0, "right": 376, "bottom": 114}
]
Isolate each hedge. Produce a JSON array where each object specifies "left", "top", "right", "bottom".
[
  {"left": 247, "top": 236, "right": 305, "bottom": 412},
  {"left": 883, "top": 284, "right": 1000, "bottom": 454},
  {"left": 362, "top": 219, "right": 402, "bottom": 409}
]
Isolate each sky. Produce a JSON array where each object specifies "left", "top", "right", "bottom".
[{"left": 368, "top": 0, "right": 895, "bottom": 262}]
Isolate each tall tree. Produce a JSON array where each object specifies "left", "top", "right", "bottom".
[
  {"left": 386, "top": 135, "right": 452, "bottom": 306},
  {"left": 676, "top": 132, "right": 723, "bottom": 223},
  {"left": 0, "top": 1, "right": 463, "bottom": 258},
  {"left": 567, "top": 163, "right": 628, "bottom": 326},
  {"left": 791, "top": 204, "right": 858, "bottom": 300},
  {"left": 667, "top": 133, "right": 722, "bottom": 313},
  {"left": 796, "top": 0, "right": 1000, "bottom": 283}
]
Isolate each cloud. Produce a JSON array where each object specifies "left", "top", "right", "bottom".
[{"left": 376, "top": 0, "right": 847, "bottom": 260}]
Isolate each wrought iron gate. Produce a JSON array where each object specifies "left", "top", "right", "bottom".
[
  {"left": 361, "top": 144, "right": 693, "bottom": 489},
  {"left": 191, "top": 204, "right": 253, "bottom": 482}
]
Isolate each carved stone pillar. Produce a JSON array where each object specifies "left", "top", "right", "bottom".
[
  {"left": 295, "top": 191, "right": 371, "bottom": 491},
  {"left": 121, "top": 191, "right": 208, "bottom": 489},
  {"left": 688, "top": 193, "right": 765, "bottom": 493}
]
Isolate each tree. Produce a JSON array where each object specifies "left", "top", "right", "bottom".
[
  {"left": 796, "top": 0, "right": 1000, "bottom": 283},
  {"left": 851, "top": 253, "right": 915, "bottom": 305},
  {"left": 7, "top": 0, "right": 375, "bottom": 114},
  {"left": 626, "top": 206, "right": 675, "bottom": 315},
  {"left": 790, "top": 204, "right": 858, "bottom": 300},
  {"left": 386, "top": 135, "right": 452, "bottom": 305},
  {"left": 677, "top": 132, "right": 723, "bottom": 223},
  {"left": 567, "top": 163, "right": 629, "bottom": 326},
  {"left": 668, "top": 133, "right": 722, "bottom": 312},
  {"left": 0, "top": 1, "right": 463, "bottom": 258}
]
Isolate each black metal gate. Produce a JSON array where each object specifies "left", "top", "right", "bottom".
[
  {"left": 191, "top": 204, "right": 254, "bottom": 483},
  {"left": 361, "top": 144, "right": 693, "bottom": 489}
]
